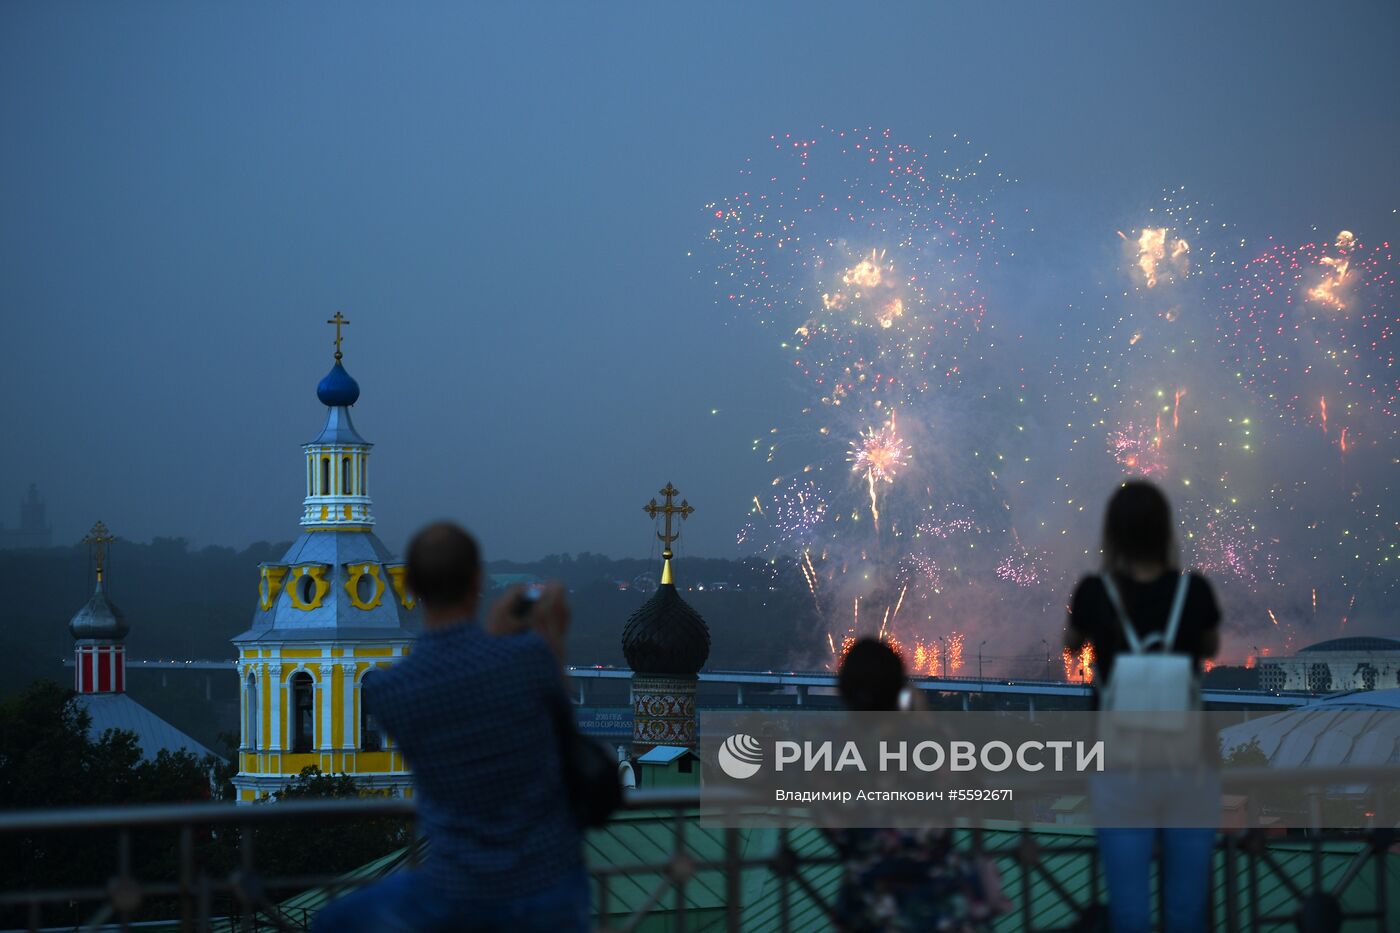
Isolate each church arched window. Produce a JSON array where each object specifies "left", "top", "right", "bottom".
[
  {"left": 291, "top": 672, "right": 315, "bottom": 753},
  {"left": 298, "top": 573, "right": 317, "bottom": 606},
  {"left": 320, "top": 457, "right": 331, "bottom": 496},
  {"left": 245, "top": 672, "right": 259, "bottom": 750},
  {"left": 342, "top": 457, "right": 353, "bottom": 497},
  {"left": 360, "top": 670, "right": 382, "bottom": 752}
]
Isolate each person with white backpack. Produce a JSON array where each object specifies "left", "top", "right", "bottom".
[{"left": 1064, "top": 481, "right": 1222, "bottom": 932}]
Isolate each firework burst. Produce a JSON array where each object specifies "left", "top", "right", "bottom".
[
  {"left": 709, "top": 143, "right": 1397, "bottom": 673},
  {"left": 1221, "top": 230, "right": 1398, "bottom": 435},
  {"left": 848, "top": 415, "right": 908, "bottom": 484}
]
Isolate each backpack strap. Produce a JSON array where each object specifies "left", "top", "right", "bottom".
[
  {"left": 1162, "top": 572, "right": 1191, "bottom": 653},
  {"left": 1100, "top": 572, "right": 1191, "bottom": 655},
  {"left": 1099, "top": 574, "right": 1143, "bottom": 654}
]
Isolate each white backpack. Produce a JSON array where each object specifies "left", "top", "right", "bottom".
[
  {"left": 1097, "top": 573, "right": 1201, "bottom": 766},
  {"left": 1098, "top": 572, "right": 1196, "bottom": 713},
  {"left": 1097, "top": 571, "right": 1198, "bottom": 767}
]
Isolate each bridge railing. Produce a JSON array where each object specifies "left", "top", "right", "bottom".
[{"left": 0, "top": 765, "right": 1395, "bottom": 932}]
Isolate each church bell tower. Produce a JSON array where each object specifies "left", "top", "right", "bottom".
[{"left": 232, "top": 316, "right": 419, "bottom": 802}]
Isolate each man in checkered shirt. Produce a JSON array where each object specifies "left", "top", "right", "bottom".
[{"left": 313, "top": 522, "right": 587, "bottom": 932}]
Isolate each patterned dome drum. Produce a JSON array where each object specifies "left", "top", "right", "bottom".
[{"left": 621, "top": 582, "right": 710, "bottom": 676}]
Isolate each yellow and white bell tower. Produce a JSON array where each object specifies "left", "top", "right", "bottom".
[{"left": 232, "top": 315, "right": 419, "bottom": 802}]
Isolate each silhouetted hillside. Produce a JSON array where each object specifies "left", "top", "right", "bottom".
[
  {"left": 0, "top": 538, "right": 289, "bottom": 693},
  {"left": 0, "top": 543, "right": 821, "bottom": 702}
]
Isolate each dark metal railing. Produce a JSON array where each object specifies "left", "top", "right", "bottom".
[{"left": 0, "top": 769, "right": 1395, "bottom": 933}]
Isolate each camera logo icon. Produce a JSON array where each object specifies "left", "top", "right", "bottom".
[{"left": 717, "top": 733, "right": 764, "bottom": 780}]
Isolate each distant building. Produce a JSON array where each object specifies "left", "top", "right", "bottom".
[
  {"left": 1219, "top": 689, "right": 1400, "bottom": 768},
  {"left": 232, "top": 323, "right": 419, "bottom": 802},
  {"left": 0, "top": 483, "right": 53, "bottom": 549},
  {"left": 633, "top": 745, "right": 699, "bottom": 788},
  {"left": 68, "top": 521, "right": 218, "bottom": 762},
  {"left": 1257, "top": 637, "right": 1400, "bottom": 693}
]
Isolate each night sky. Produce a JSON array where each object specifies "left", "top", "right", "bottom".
[{"left": 2, "top": 2, "right": 1396, "bottom": 562}]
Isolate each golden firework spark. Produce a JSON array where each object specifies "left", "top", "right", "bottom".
[
  {"left": 849, "top": 412, "right": 907, "bottom": 534},
  {"left": 1132, "top": 227, "right": 1190, "bottom": 288},
  {"left": 1307, "top": 231, "right": 1355, "bottom": 310},
  {"left": 849, "top": 415, "right": 907, "bottom": 481}
]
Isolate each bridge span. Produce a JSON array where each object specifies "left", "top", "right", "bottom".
[
  {"left": 568, "top": 666, "right": 1318, "bottom": 709},
  {"left": 86, "top": 659, "right": 1319, "bottom": 709}
]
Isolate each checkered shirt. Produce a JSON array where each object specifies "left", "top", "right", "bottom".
[{"left": 364, "top": 621, "right": 583, "bottom": 901}]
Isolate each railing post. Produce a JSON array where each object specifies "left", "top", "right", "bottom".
[
  {"left": 179, "top": 823, "right": 195, "bottom": 932},
  {"left": 198, "top": 872, "right": 212, "bottom": 933},
  {"left": 113, "top": 828, "right": 140, "bottom": 928},
  {"left": 1155, "top": 834, "right": 1166, "bottom": 930},
  {"left": 1223, "top": 833, "right": 1239, "bottom": 933},
  {"left": 238, "top": 822, "right": 255, "bottom": 933},
  {"left": 724, "top": 826, "right": 740, "bottom": 932},
  {"left": 1246, "top": 831, "right": 1261, "bottom": 933},
  {"left": 673, "top": 808, "right": 687, "bottom": 933},
  {"left": 778, "top": 826, "right": 791, "bottom": 932},
  {"left": 1019, "top": 827, "right": 1033, "bottom": 932},
  {"left": 1376, "top": 836, "right": 1389, "bottom": 930}
]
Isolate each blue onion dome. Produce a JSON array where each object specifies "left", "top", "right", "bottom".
[
  {"left": 622, "top": 582, "right": 710, "bottom": 675},
  {"left": 69, "top": 583, "right": 129, "bottom": 641},
  {"left": 317, "top": 361, "right": 360, "bottom": 407}
]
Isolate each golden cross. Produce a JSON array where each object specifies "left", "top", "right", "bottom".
[
  {"left": 327, "top": 312, "right": 350, "bottom": 361},
  {"left": 643, "top": 483, "right": 694, "bottom": 557},
  {"left": 83, "top": 521, "right": 114, "bottom": 582}
]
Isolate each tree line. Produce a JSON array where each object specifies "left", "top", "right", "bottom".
[{"left": 0, "top": 680, "right": 406, "bottom": 928}]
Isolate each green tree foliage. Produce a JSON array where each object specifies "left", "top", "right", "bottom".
[
  {"left": 1220, "top": 736, "right": 1269, "bottom": 769},
  {"left": 0, "top": 681, "right": 214, "bottom": 809},
  {"left": 0, "top": 681, "right": 217, "bottom": 927},
  {"left": 252, "top": 767, "right": 410, "bottom": 879},
  {"left": 0, "top": 685, "right": 411, "bottom": 927}
]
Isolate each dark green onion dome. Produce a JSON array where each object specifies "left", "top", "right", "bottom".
[
  {"left": 69, "top": 582, "right": 129, "bottom": 641},
  {"left": 622, "top": 580, "right": 710, "bottom": 676}
]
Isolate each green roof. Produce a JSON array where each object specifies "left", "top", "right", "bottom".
[
  {"left": 584, "top": 814, "right": 1400, "bottom": 931},
  {"left": 210, "top": 844, "right": 417, "bottom": 932},
  {"left": 282, "top": 818, "right": 1398, "bottom": 931},
  {"left": 586, "top": 809, "right": 836, "bottom": 931}
]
